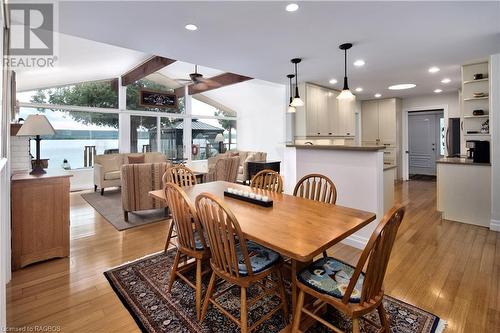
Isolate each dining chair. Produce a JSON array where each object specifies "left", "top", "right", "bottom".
[
  {"left": 195, "top": 193, "right": 288, "bottom": 333},
  {"left": 164, "top": 182, "right": 211, "bottom": 321},
  {"left": 291, "top": 205, "right": 406, "bottom": 333},
  {"left": 163, "top": 165, "right": 198, "bottom": 252},
  {"left": 293, "top": 173, "right": 337, "bottom": 205},
  {"left": 293, "top": 173, "right": 337, "bottom": 257},
  {"left": 163, "top": 165, "right": 198, "bottom": 187},
  {"left": 250, "top": 169, "right": 283, "bottom": 193}
]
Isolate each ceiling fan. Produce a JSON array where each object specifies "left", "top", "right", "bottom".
[{"left": 175, "top": 65, "right": 215, "bottom": 90}]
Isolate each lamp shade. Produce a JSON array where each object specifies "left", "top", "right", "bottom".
[
  {"left": 214, "top": 133, "right": 225, "bottom": 143},
  {"left": 16, "top": 115, "right": 55, "bottom": 136},
  {"left": 337, "top": 89, "right": 355, "bottom": 101},
  {"left": 287, "top": 105, "right": 296, "bottom": 113}
]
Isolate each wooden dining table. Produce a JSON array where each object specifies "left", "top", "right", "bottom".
[{"left": 149, "top": 180, "right": 376, "bottom": 319}]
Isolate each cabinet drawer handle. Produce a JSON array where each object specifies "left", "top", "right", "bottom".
[{"left": 328, "top": 133, "right": 332, "bottom": 135}]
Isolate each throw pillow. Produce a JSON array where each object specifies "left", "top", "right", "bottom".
[{"left": 128, "top": 154, "right": 145, "bottom": 164}]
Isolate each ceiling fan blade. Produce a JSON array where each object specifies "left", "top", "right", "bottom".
[{"left": 174, "top": 78, "right": 192, "bottom": 82}]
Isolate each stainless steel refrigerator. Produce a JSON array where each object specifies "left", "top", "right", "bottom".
[{"left": 446, "top": 118, "right": 461, "bottom": 157}]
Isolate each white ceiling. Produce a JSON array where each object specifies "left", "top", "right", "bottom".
[{"left": 55, "top": 1, "right": 500, "bottom": 100}]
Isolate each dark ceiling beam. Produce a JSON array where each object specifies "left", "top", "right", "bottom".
[
  {"left": 121, "top": 56, "right": 176, "bottom": 86},
  {"left": 187, "top": 73, "right": 252, "bottom": 95}
]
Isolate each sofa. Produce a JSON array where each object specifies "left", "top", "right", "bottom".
[
  {"left": 207, "top": 150, "right": 266, "bottom": 183},
  {"left": 121, "top": 162, "right": 170, "bottom": 221},
  {"left": 94, "top": 152, "right": 168, "bottom": 195}
]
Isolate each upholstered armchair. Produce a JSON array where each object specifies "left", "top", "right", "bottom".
[
  {"left": 121, "top": 162, "right": 171, "bottom": 221},
  {"left": 207, "top": 151, "right": 266, "bottom": 182},
  {"left": 206, "top": 156, "right": 240, "bottom": 183}
]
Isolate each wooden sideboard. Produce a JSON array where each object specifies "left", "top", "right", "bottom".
[{"left": 11, "top": 170, "right": 72, "bottom": 270}]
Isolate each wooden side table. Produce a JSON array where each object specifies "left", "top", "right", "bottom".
[
  {"left": 11, "top": 170, "right": 72, "bottom": 270},
  {"left": 247, "top": 160, "right": 281, "bottom": 182}
]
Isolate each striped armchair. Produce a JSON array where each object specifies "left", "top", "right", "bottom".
[
  {"left": 206, "top": 156, "right": 240, "bottom": 183},
  {"left": 121, "top": 162, "right": 171, "bottom": 221}
]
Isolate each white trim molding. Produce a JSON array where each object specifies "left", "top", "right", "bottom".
[
  {"left": 342, "top": 234, "right": 369, "bottom": 250},
  {"left": 491, "top": 219, "right": 500, "bottom": 232}
]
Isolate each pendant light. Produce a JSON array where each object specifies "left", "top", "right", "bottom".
[
  {"left": 290, "top": 58, "right": 304, "bottom": 107},
  {"left": 337, "top": 43, "right": 355, "bottom": 100},
  {"left": 287, "top": 74, "right": 296, "bottom": 113}
]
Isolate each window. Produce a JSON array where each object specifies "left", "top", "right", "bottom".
[
  {"left": 18, "top": 107, "right": 118, "bottom": 169},
  {"left": 130, "top": 115, "right": 157, "bottom": 153},
  {"left": 19, "top": 79, "right": 118, "bottom": 108},
  {"left": 160, "top": 117, "right": 184, "bottom": 159},
  {"left": 191, "top": 97, "right": 237, "bottom": 160}
]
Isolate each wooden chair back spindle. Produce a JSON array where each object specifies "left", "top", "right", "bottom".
[
  {"left": 250, "top": 169, "right": 283, "bottom": 193},
  {"left": 341, "top": 205, "right": 406, "bottom": 305},
  {"left": 164, "top": 183, "right": 206, "bottom": 252},
  {"left": 195, "top": 193, "right": 253, "bottom": 279},
  {"left": 293, "top": 173, "right": 337, "bottom": 204},
  {"left": 163, "top": 165, "right": 197, "bottom": 187}
]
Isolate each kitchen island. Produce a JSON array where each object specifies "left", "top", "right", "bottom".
[
  {"left": 284, "top": 143, "right": 395, "bottom": 249},
  {"left": 437, "top": 157, "right": 491, "bottom": 227}
]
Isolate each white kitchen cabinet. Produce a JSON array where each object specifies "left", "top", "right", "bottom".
[
  {"left": 361, "top": 98, "right": 400, "bottom": 145},
  {"left": 361, "top": 98, "right": 402, "bottom": 178},
  {"left": 337, "top": 99, "right": 356, "bottom": 136},
  {"left": 361, "top": 100, "right": 379, "bottom": 142},
  {"left": 378, "top": 99, "right": 397, "bottom": 145},
  {"left": 295, "top": 83, "right": 356, "bottom": 137}
]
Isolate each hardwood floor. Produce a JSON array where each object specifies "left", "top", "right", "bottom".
[{"left": 6, "top": 180, "right": 500, "bottom": 332}]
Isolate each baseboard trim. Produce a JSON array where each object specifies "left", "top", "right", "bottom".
[
  {"left": 491, "top": 219, "right": 500, "bottom": 232},
  {"left": 341, "top": 234, "right": 368, "bottom": 250}
]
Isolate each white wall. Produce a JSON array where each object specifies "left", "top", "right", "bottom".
[
  {"left": 490, "top": 54, "right": 500, "bottom": 231},
  {"left": 402, "top": 91, "right": 460, "bottom": 117},
  {"left": 204, "top": 79, "right": 286, "bottom": 163}
]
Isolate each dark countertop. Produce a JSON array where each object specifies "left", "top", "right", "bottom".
[
  {"left": 436, "top": 157, "right": 491, "bottom": 166},
  {"left": 286, "top": 144, "right": 385, "bottom": 151}
]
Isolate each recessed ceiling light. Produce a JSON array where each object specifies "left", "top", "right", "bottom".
[
  {"left": 355, "top": 87, "right": 363, "bottom": 92},
  {"left": 374, "top": 93, "right": 382, "bottom": 98},
  {"left": 434, "top": 89, "right": 442, "bottom": 93},
  {"left": 185, "top": 24, "right": 198, "bottom": 31},
  {"left": 428, "top": 66, "right": 440, "bottom": 73},
  {"left": 329, "top": 78, "right": 338, "bottom": 84},
  {"left": 441, "top": 78, "right": 451, "bottom": 84},
  {"left": 286, "top": 3, "right": 299, "bottom": 12},
  {"left": 353, "top": 60, "right": 365, "bottom": 67},
  {"left": 388, "top": 83, "right": 416, "bottom": 90}
]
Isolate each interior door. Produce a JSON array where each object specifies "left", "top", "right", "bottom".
[{"left": 408, "top": 113, "right": 439, "bottom": 175}]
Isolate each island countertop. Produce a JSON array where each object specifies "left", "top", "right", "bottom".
[
  {"left": 286, "top": 144, "right": 386, "bottom": 151},
  {"left": 436, "top": 157, "right": 491, "bottom": 166}
]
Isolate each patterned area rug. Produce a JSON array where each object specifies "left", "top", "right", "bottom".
[{"left": 104, "top": 250, "right": 446, "bottom": 333}]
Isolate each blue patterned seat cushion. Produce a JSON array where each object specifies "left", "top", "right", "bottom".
[
  {"left": 236, "top": 241, "right": 281, "bottom": 276},
  {"left": 194, "top": 232, "right": 205, "bottom": 250},
  {"left": 297, "top": 257, "right": 365, "bottom": 303}
]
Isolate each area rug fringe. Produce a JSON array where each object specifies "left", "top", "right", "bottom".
[{"left": 434, "top": 319, "right": 447, "bottom": 333}]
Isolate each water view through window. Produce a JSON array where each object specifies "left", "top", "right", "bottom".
[{"left": 19, "top": 107, "right": 119, "bottom": 169}]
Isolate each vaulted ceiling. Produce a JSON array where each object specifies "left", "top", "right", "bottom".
[{"left": 54, "top": 1, "right": 500, "bottom": 99}]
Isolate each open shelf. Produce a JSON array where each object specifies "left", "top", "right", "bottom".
[
  {"left": 463, "top": 115, "right": 489, "bottom": 119},
  {"left": 464, "top": 133, "right": 490, "bottom": 137},
  {"left": 464, "top": 97, "right": 489, "bottom": 101},
  {"left": 463, "top": 78, "right": 489, "bottom": 84}
]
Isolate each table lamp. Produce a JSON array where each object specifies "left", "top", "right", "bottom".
[
  {"left": 214, "top": 133, "right": 225, "bottom": 153},
  {"left": 16, "top": 114, "right": 55, "bottom": 175}
]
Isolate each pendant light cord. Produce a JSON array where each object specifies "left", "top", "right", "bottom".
[
  {"left": 344, "top": 49, "right": 347, "bottom": 78},
  {"left": 294, "top": 62, "right": 298, "bottom": 86},
  {"left": 289, "top": 77, "right": 293, "bottom": 103}
]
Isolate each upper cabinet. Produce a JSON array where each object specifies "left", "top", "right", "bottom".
[
  {"left": 361, "top": 98, "right": 401, "bottom": 146},
  {"left": 295, "top": 83, "right": 356, "bottom": 137}
]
